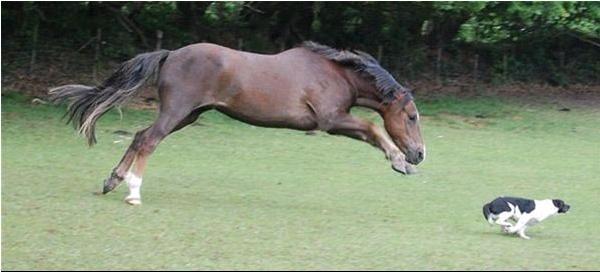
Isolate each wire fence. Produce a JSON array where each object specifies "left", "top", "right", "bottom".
[{"left": 2, "top": 39, "right": 598, "bottom": 100}]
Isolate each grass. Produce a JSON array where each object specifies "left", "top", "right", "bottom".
[{"left": 2, "top": 92, "right": 600, "bottom": 270}]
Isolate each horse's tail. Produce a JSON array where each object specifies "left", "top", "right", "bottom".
[{"left": 49, "top": 50, "right": 170, "bottom": 146}]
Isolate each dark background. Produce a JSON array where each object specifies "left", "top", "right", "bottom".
[{"left": 2, "top": 1, "right": 599, "bottom": 98}]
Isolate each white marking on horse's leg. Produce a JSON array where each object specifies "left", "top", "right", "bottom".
[{"left": 124, "top": 171, "right": 142, "bottom": 205}]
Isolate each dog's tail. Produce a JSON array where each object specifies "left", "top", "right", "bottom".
[{"left": 482, "top": 203, "right": 494, "bottom": 224}]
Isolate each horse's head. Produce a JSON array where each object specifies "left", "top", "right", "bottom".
[
  {"left": 301, "top": 41, "right": 425, "bottom": 165},
  {"left": 381, "top": 92, "right": 425, "bottom": 165}
]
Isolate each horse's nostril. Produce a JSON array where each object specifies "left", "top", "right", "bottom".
[{"left": 418, "top": 151, "right": 424, "bottom": 160}]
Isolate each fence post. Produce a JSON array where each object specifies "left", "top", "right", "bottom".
[
  {"left": 473, "top": 53, "right": 479, "bottom": 91},
  {"left": 502, "top": 52, "right": 508, "bottom": 81},
  {"left": 155, "top": 30, "right": 163, "bottom": 50},
  {"left": 436, "top": 47, "right": 442, "bottom": 85},
  {"left": 473, "top": 54, "right": 479, "bottom": 83},
  {"left": 238, "top": 38, "right": 244, "bottom": 50},
  {"left": 559, "top": 51, "right": 565, "bottom": 69},
  {"left": 93, "top": 28, "right": 102, "bottom": 83},
  {"left": 29, "top": 19, "right": 39, "bottom": 73}
]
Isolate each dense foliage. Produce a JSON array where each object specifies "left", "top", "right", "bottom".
[{"left": 2, "top": 1, "right": 599, "bottom": 85}]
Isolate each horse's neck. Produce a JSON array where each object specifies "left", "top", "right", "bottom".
[
  {"left": 342, "top": 70, "right": 384, "bottom": 112},
  {"left": 346, "top": 70, "right": 382, "bottom": 103}
]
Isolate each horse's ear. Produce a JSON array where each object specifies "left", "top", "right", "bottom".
[{"left": 400, "top": 81, "right": 416, "bottom": 97}]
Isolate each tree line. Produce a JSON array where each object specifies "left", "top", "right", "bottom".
[{"left": 2, "top": 1, "right": 599, "bottom": 86}]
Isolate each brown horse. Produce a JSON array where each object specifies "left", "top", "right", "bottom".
[{"left": 49, "top": 41, "right": 425, "bottom": 205}]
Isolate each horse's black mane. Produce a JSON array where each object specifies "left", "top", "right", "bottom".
[{"left": 301, "top": 41, "right": 411, "bottom": 103}]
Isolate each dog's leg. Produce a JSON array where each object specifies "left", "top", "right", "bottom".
[
  {"left": 507, "top": 214, "right": 532, "bottom": 236},
  {"left": 517, "top": 227, "right": 531, "bottom": 240},
  {"left": 494, "top": 212, "right": 514, "bottom": 231}
]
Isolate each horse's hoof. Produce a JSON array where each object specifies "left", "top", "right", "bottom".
[
  {"left": 391, "top": 162, "right": 407, "bottom": 175},
  {"left": 125, "top": 197, "right": 142, "bottom": 205},
  {"left": 102, "top": 181, "right": 116, "bottom": 194},
  {"left": 102, "top": 177, "right": 122, "bottom": 194}
]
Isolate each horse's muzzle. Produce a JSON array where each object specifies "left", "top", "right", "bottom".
[{"left": 406, "top": 147, "right": 425, "bottom": 165}]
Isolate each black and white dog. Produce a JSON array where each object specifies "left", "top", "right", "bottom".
[{"left": 483, "top": 196, "right": 570, "bottom": 239}]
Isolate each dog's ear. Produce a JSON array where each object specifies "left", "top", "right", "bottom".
[{"left": 552, "top": 199, "right": 564, "bottom": 208}]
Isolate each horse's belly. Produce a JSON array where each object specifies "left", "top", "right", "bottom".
[
  {"left": 212, "top": 69, "right": 321, "bottom": 130},
  {"left": 216, "top": 101, "right": 317, "bottom": 131}
]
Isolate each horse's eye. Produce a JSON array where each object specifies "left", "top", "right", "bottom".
[{"left": 409, "top": 115, "right": 417, "bottom": 122}]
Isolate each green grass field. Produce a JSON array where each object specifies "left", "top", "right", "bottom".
[{"left": 2, "top": 92, "right": 599, "bottom": 270}]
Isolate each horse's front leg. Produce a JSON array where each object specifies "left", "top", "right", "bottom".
[{"left": 323, "top": 114, "right": 412, "bottom": 174}]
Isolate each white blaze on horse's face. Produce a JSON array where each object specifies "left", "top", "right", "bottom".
[{"left": 383, "top": 100, "right": 425, "bottom": 165}]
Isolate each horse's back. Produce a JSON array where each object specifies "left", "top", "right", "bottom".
[
  {"left": 160, "top": 42, "right": 342, "bottom": 99},
  {"left": 164, "top": 42, "right": 329, "bottom": 77},
  {"left": 157, "top": 43, "right": 352, "bottom": 130}
]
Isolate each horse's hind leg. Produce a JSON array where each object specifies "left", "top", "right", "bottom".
[
  {"left": 170, "top": 108, "right": 206, "bottom": 133},
  {"left": 102, "top": 128, "right": 149, "bottom": 194},
  {"left": 102, "top": 108, "right": 206, "bottom": 194},
  {"left": 121, "top": 108, "right": 207, "bottom": 205}
]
